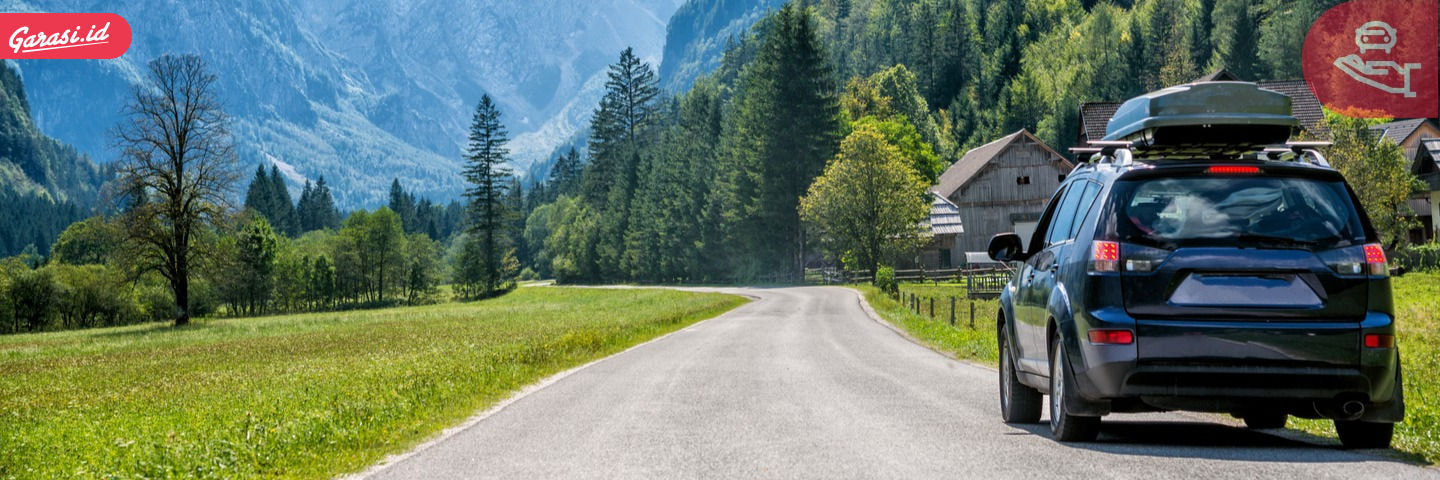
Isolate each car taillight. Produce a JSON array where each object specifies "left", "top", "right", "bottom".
[
  {"left": 1207, "top": 165, "right": 1260, "bottom": 174},
  {"left": 1364, "top": 333, "right": 1395, "bottom": 349},
  {"left": 1321, "top": 243, "right": 1389, "bottom": 277},
  {"left": 1363, "top": 243, "right": 1387, "bottom": 276},
  {"left": 1088, "top": 329, "right": 1134, "bottom": 345},
  {"left": 1091, "top": 241, "right": 1120, "bottom": 273}
]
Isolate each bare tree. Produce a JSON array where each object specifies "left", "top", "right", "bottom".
[{"left": 113, "top": 54, "right": 238, "bottom": 326}]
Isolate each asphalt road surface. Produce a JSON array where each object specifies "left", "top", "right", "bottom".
[{"left": 364, "top": 286, "right": 1437, "bottom": 479}]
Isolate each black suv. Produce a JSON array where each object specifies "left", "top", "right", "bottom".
[{"left": 989, "top": 83, "right": 1403, "bottom": 448}]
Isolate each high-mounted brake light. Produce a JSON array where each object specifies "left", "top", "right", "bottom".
[
  {"left": 1207, "top": 165, "right": 1260, "bottom": 174},
  {"left": 1364, "top": 243, "right": 1388, "bottom": 276},
  {"left": 1091, "top": 241, "right": 1120, "bottom": 273},
  {"left": 1088, "top": 329, "right": 1134, "bottom": 345},
  {"left": 1364, "top": 333, "right": 1395, "bottom": 349}
]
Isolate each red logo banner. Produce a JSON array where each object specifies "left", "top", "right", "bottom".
[
  {"left": 0, "top": 13, "right": 130, "bottom": 59},
  {"left": 1303, "top": 0, "right": 1438, "bottom": 118}
]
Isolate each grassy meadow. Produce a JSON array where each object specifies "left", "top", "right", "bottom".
[
  {"left": 863, "top": 273, "right": 1440, "bottom": 463},
  {"left": 0, "top": 287, "right": 746, "bottom": 479}
]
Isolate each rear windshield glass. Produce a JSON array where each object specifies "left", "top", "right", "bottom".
[{"left": 1113, "top": 176, "right": 1365, "bottom": 249}]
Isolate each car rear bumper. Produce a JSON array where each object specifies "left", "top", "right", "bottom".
[{"left": 1068, "top": 309, "right": 1400, "bottom": 418}]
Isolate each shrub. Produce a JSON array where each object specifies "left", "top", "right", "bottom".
[
  {"left": 518, "top": 267, "right": 539, "bottom": 281},
  {"left": 1395, "top": 243, "right": 1440, "bottom": 273},
  {"left": 874, "top": 265, "right": 898, "bottom": 297}
]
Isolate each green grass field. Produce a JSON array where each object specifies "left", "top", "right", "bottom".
[
  {"left": 863, "top": 273, "right": 1440, "bottom": 463},
  {"left": 0, "top": 287, "right": 746, "bottom": 479}
]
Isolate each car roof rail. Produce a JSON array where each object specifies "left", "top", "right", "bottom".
[
  {"left": 1261, "top": 141, "right": 1333, "bottom": 167},
  {"left": 1070, "top": 140, "right": 1135, "bottom": 166}
]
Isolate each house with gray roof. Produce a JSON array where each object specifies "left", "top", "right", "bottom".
[{"left": 931, "top": 129, "right": 1073, "bottom": 255}]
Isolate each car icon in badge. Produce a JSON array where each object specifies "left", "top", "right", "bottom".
[{"left": 1356, "top": 21, "right": 1397, "bottom": 53}]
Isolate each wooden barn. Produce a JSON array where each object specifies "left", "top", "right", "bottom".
[{"left": 931, "top": 129, "right": 1074, "bottom": 255}]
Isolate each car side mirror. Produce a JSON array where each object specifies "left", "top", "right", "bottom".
[{"left": 988, "top": 233, "right": 1028, "bottom": 263}]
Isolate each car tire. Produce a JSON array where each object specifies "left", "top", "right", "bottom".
[
  {"left": 1242, "top": 412, "right": 1287, "bottom": 429},
  {"left": 1335, "top": 420, "right": 1393, "bottom": 449},
  {"left": 1049, "top": 336, "right": 1101, "bottom": 442},
  {"left": 1000, "top": 328, "right": 1042, "bottom": 424}
]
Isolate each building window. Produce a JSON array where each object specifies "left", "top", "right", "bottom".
[
  {"left": 939, "top": 249, "right": 952, "bottom": 269},
  {"left": 1017, "top": 176, "right": 1031, "bottom": 185}
]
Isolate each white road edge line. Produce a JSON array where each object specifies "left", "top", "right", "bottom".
[{"left": 342, "top": 292, "right": 754, "bottom": 480}]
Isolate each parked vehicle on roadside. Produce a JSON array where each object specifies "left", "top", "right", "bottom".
[{"left": 989, "top": 82, "right": 1404, "bottom": 448}]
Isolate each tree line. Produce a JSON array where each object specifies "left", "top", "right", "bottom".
[{"left": 0, "top": 53, "right": 528, "bottom": 333}]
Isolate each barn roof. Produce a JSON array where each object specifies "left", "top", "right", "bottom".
[
  {"left": 926, "top": 192, "right": 964, "bottom": 235},
  {"left": 1077, "top": 102, "right": 1122, "bottom": 144},
  {"left": 932, "top": 129, "right": 1071, "bottom": 199},
  {"left": 1370, "top": 118, "right": 1436, "bottom": 146}
]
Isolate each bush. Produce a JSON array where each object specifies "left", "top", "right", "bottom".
[
  {"left": 51, "top": 264, "right": 143, "bottom": 329},
  {"left": 1395, "top": 243, "right": 1440, "bottom": 273},
  {"left": 874, "top": 265, "right": 898, "bottom": 297},
  {"left": 518, "top": 267, "right": 540, "bottom": 281}
]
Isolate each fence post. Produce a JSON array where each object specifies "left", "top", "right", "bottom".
[
  {"left": 929, "top": 297, "right": 934, "bottom": 318},
  {"left": 969, "top": 300, "right": 976, "bottom": 329},
  {"left": 949, "top": 297, "right": 956, "bottom": 326}
]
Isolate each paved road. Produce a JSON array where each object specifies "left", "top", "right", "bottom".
[{"left": 366, "top": 286, "right": 1436, "bottom": 479}]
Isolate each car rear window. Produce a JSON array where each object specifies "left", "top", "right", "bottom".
[{"left": 1113, "top": 175, "right": 1366, "bottom": 250}]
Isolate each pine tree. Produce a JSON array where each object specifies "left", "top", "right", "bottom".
[
  {"left": 244, "top": 166, "right": 272, "bottom": 218},
  {"left": 458, "top": 94, "right": 515, "bottom": 297},
  {"left": 581, "top": 47, "right": 662, "bottom": 278},
  {"left": 1209, "top": 0, "right": 1261, "bottom": 79},
  {"left": 388, "top": 179, "right": 417, "bottom": 233},
  {"left": 718, "top": 4, "right": 841, "bottom": 279},
  {"left": 313, "top": 176, "right": 341, "bottom": 231},
  {"left": 547, "top": 146, "right": 583, "bottom": 197},
  {"left": 267, "top": 166, "right": 296, "bottom": 236}
]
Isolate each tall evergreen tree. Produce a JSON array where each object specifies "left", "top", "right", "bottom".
[
  {"left": 267, "top": 166, "right": 296, "bottom": 236},
  {"left": 547, "top": 146, "right": 584, "bottom": 197},
  {"left": 244, "top": 166, "right": 272, "bottom": 218},
  {"left": 312, "top": 176, "right": 341, "bottom": 231},
  {"left": 718, "top": 4, "right": 841, "bottom": 279},
  {"left": 581, "top": 47, "right": 662, "bottom": 278},
  {"left": 458, "top": 94, "right": 515, "bottom": 297},
  {"left": 388, "top": 179, "right": 417, "bottom": 233}
]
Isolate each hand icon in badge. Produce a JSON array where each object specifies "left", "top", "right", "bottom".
[{"left": 1334, "top": 21, "right": 1421, "bottom": 98}]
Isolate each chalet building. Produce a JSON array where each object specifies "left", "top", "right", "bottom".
[
  {"left": 931, "top": 129, "right": 1074, "bottom": 256},
  {"left": 1370, "top": 118, "right": 1440, "bottom": 243},
  {"left": 915, "top": 193, "right": 964, "bottom": 269},
  {"left": 1077, "top": 70, "right": 1330, "bottom": 146}
]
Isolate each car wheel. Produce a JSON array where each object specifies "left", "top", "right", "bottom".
[
  {"left": 1049, "top": 335, "right": 1101, "bottom": 442},
  {"left": 1242, "top": 412, "right": 1287, "bottom": 429},
  {"left": 999, "top": 327, "right": 1042, "bottom": 423},
  {"left": 1335, "top": 420, "right": 1394, "bottom": 449}
]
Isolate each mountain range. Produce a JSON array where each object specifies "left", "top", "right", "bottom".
[{"left": 3, "top": 0, "right": 684, "bottom": 208}]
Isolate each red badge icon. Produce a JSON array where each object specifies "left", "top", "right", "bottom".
[
  {"left": 0, "top": 13, "right": 131, "bottom": 60},
  {"left": 1303, "top": 0, "right": 1438, "bottom": 118}
]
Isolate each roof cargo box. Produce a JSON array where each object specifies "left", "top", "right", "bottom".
[{"left": 1104, "top": 82, "right": 1299, "bottom": 148}]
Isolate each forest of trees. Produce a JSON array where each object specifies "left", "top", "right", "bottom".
[{"left": 512, "top": 0, "right": 1351, "bottom": 283}]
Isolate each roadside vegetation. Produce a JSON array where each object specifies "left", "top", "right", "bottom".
[
  {"left": 863, "top": 273, "right": 1440, "bottom": 463},
  {"left": 0, "top": 287, "right": 746, "bottom": 479}
]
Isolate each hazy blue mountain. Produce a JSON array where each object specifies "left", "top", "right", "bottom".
[
  {"left": 659, "top": 0, "right": 784, "bottom": 92},
  {"left": 3, "top": 0, "right": 682, "bottom": 208}
]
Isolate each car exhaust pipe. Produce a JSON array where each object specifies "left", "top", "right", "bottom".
[
  {"left": 1342, "top": 400, "right": 1365, "bottom": 417},
  {"left": 1313, "top": 399, "right": 1366, "bottom": 420}
]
